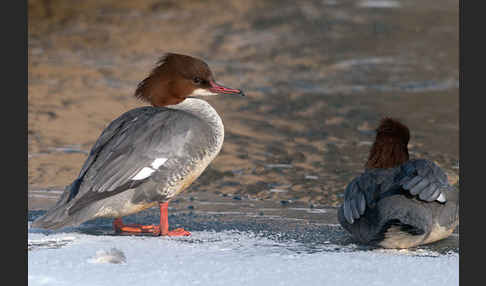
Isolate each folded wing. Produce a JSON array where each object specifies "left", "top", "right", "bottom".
[
  {"left": 66, "top": 107, "right": 211, "bottom": 214},
  {"left": 342, "top": 159, "right": 451, "bottom": 224}
]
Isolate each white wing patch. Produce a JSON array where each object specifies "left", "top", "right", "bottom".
[
  {"left": 131, "top": 158, "right": 167, "bottom": 181},
  {"left": 131, "top": 167, "right": 155, "bottom": 180},
  {"left": 151, "top": 158, "right": 167, "bottom": 169},
  {"left": 436, "top": 192, "right": 446, "bottom": 203}
]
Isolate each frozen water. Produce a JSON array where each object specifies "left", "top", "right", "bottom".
[
  {"left": 29, "top": 228, "right": 458, "bottom": 286},
  {"left": 88, "top": 247, "right": 127, "bottom": 264},
  {"left": 28, "top": 195, "right": 458, "bottom": 286}
]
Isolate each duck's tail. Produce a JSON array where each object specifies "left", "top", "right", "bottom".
[
  {"left": 31, "top": 180, "right": 83, "bottom": 230},
  {"left": 338, "top": 195, "right": 431, "bottom": 248}
]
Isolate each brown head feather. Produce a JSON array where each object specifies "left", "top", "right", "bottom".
[
  {"left": 134, "top": 53, "right": 214, "bottom": 106},
  {"left": 365, "top": 117, "right": 410, "bottom": 169}
]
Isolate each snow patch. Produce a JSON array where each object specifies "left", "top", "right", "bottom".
[
  {"left": 88, "top": 248, "right": 127, "bottom": 264},
  {"left": 28, "top": 230, "right": 458, "bottom": 286}
]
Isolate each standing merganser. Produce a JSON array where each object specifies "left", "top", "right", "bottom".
[
  {"left": 32, "top": 53, "right": 245, "bottom": 236},
  {"left": 338, "top": 118, "right": 459, "bottom": 248}
]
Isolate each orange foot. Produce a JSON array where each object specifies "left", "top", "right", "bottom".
[
  {"left": 113, "top": 202, "right": 191, "bottom": 237},
  {"left": 163, "top": 228, "right": 191, "bottom": 237},
  {"left": 113, "top": 218, "right": 161, "bottom": 236},
  {"left": 112, "top": 218, "right": 191, "bottom": 236}
]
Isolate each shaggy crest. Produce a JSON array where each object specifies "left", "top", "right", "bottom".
[
  {"left": 134, "top": 53, "right": 213, "bottom": 106},
  {"left": 365, "top": 117, "right": 410, "bottom": 169}
]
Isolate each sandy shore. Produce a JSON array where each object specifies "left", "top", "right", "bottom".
[{"left": 28, "top": 0, "right": 459, "bottom": 209}]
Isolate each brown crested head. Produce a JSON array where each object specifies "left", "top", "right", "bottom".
[
  {"left": 365, "top": 117, "right": 410, "bottom": 169},
  {"left": 135, "top": 53, "right": 244, "bottom": 107}
]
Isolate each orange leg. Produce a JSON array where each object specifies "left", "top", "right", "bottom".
[
  {"left": 113, "top": 202, "right": 191, "bottom": 236},
  {"left": 159, "top": 202, "right": 191, "bottom": 236}
]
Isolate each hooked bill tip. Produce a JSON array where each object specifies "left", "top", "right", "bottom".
[{"left": 209, "top": 80, "right": 245, "bottom": 96}]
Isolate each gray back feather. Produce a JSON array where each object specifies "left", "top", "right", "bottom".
[
  {"left": 67, "top": 106, "right": 214, "bottom": 213},
  {"left": 341, "top": 159, "right": 452, "bottom": 224}
]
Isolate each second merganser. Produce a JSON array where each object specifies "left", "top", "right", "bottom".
[
  {"left": 32, "top": 53, "right": 245, "bottom": 236},
  {"left": 338, "top": 118, "right": 459, "bottom": 248}
]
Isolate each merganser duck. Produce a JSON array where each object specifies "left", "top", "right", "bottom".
[
  {"left": 32, "top": 53, "right": 244, "bottom": 236},
  {"left": 338, "top": 118, "right": 459, "bottom": 248}
]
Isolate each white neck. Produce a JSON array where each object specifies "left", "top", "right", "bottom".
[{"left": 167, "top": 98, "right": 224, "bottom": 149}]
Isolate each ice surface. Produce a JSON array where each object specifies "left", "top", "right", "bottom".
[
  {"left": 28, "top": 229, "right": 458, "bottom": 286},
  {"left": 88, "top": 247, "right": 127, "bottom": 264}
]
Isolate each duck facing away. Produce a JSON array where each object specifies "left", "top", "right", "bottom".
[
  {"left": 32, "top": 53, "right": 245, "bottom": 236},
  {"left": 338, "top": 118, "right": 459, "bottom": 248}
]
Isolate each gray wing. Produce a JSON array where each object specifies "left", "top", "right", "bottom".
[
  {"left": 398, "top": 159, "right": 451, "bottom": 203},
  {"left": 67, "top": 107, "right": 212, "bottom": 214},
  {"left": 74, "top": 107, "right": 155, "bottom": 185},
  {"left": 342, "top": 176, "right": 368, "bottom": 224},
  {"left": 342, "top": 159, "right": 451, "bottom": 224},
  {"left": 342, "top": 169, "right": 394, "bottom": 224}
]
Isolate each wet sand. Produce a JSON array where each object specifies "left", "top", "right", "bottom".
[{"left": 28, "top": 0, "right": 459, "bottom": 209}]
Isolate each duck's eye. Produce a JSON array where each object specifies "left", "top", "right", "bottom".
[{"left": 192, "top": 77, "right": 202, "bottom": 85}]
